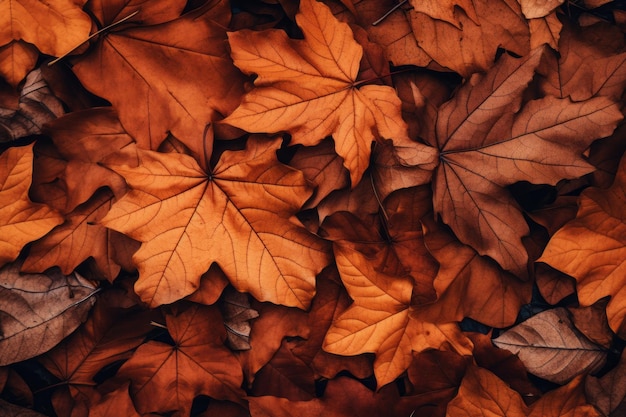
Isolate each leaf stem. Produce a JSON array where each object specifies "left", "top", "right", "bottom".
[{"left": 372, "top": 0, "right": 408, "bottom": 26}]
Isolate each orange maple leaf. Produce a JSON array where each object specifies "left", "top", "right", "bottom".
[
  {"left": 221, "top": 0, "right": 410, "bottom": 186},
  {"left": 102, "top": 136, "right": 331, "bottom": 308},
  {"left": 0, "top": 144, "right": 63, "bottom": 265},
  {"left": 540, "top": 155, "right": 626, "bottom": 337},
  {"left": 323, "top": 247, "right": 472, "bottom": 387}
]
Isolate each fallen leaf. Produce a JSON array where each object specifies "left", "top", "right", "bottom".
[
  {"left": 222, "top": 0, "right": 410, "bottom": 185},
  {"left": 586, "top": 350, "right": 626, "bottom": 417},
  {"left": 102, "top": 136, "right": 330, "bottom": 308},
  {"left": 288, "top": 139, "right": 349, "bottom": 210},
  {"left": 0, "top": 41, "right": 38, "bottom": 87},
  {"left": 540, "top": 21, "right": 626, "bottom": 101},
  {"left": 251, "top": 340, "right": 316, "bottom": 401},
  {"left": 416, "top": 214, "right": 532, "bottom": 328},
  {"left": 219, "top": 286, "right": 259, "bottom": 351},
  {"left": 0, "top": 261, "right": 97, "bottom": 366},
  {"left": 323, "top": 247, "right": 472, "bottom": 387},
  {"left": 87, "top": 382, "right": 140, "bottom": 417},
  {"left": 569, "top": 299, "right": 614, "bottom": 348},
  {"left": 445, "top": 364, "right": 527, "bottom": 417},
  {"left": 0, "top": 0, "right": 91, "bottom": 57},
  {"left": 528, "top": 375, "right": 601, "bottom": 417},
  {"left": 38, "top": 289, "right": 153, "bottom": 388},
  {"left": 0, "top": 69, "right": 64, "bottom": 143},
  {"left": 22, "top": 189, "right": 124, "bottom": 281},
  {"left": 42, "top": 107, "right": 133, "bottom": 211},
  {"left": 72, "top": 0, "right": 245, "bottom": 151},
  {"left": 493, "top": 308, "right": 607, "bottom": 384},
  {"left": 529, "top": 12, "right": 562, "bottom": 49},
  {"left": 290, "top": 267, "right": 373, "bottom": 380},
  {"left": 428, "top": 47, "right": 622, "bottom": 276},
  {"left": 238, "top": 301, "right": 309, "bottom": 384},
  {"left": 540, "top": 153, "right": 626, "bottom": 336},
  {"left": 117, "top": 303, "right": 245, "bottom": 415},
  {"left": 0, "top": 143, "right": 63, "bottom": 264},
  {"left": 408, "top": 0, "right": 530, "bottom": 77}
]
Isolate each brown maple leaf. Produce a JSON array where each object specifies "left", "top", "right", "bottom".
[
  {"left": 421, "top": 47, "right": 623, "bottom": 276},
  {"left": 540, "top": 155, "right": 626, "bottom": 337},
  {"left": 102, "top": 136, "right": 330, "bottom": 308},
  {"left": 0, "top": 143, "right": 63, "bottom": 264},
  {"left": 116, "top": 303, "right": 245, "bottom": 415},
  {"left": 221, "top": 0, "right": 410, "bottom": 186},
  {"left": 408, "top": 0, "right": 530, "bottom": 77},
  {"left": 71, "top": 0, "right": 245, "bottom": 151}
]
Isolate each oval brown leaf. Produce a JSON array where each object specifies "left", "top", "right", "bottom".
[
  {"left": 493, "top": 308, "right": 607, "bottom": 384},
  {"left": 0, "top": 261, "right": 98, "bottom": 366}
]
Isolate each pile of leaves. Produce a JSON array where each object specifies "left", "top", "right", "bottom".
[{"left": 1, "top": 0, "right": 626, "bottom": 416}]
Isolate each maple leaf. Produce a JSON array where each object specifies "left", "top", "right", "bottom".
[
  {"left": 102, "top": 136, "right": 330, "bottom": 308},
  {"left": 222, "top": 0, "right": 410, "bottom": 186},
  {"left": 71, "top": 0, "right": 245, "bottom": 151},
  {"left": 116, "top": 303, "right": 245, "bottom": 415},
  {"left": 323, "top": 247, "right": 472, "bottom": 387},
  {"left": 540, "top": 155, "right": 626, "bottom": 336},
  {"left": 423, "top": 47, "right": 623, "bottom": 276},
  {"left": 0, "top": 143, "right": 63, "bottom": 264},
  {"left": 408, "top": 0, "right": 530, "bottom": 77}
]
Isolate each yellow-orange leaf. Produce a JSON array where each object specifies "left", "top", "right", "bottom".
[
  {"left": 102, "top": 136, "right": 330, "bottom": 308},
  {"left": 222, "top": 0, "right": 410, "bottom": 186},
  {"left": 540, "top": 155, "right": 626, "bottom": 336},
  {"left": 323, "top": 248, "right": 472, "bottom": 387},
  {"left": 0, "top": 0, "right": 91, "bottom": 56},
  {"left": 446, "top": 365, "right": 528, "bottom": 417},
  {"left": 0, "top": 144, "right": 63, "bottom": 265}
]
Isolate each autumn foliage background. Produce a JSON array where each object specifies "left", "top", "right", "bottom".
[{"left": 1, "top": 0, "right": 626, "bottom": 415}]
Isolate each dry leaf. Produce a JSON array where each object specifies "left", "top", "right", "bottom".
[
  {"left": 540, "top": 155, "right": 626, "bottom": 336},
  {"left": 0, "top": 69, "right": 64, "bottom": 143},
  {"left": 427, "top": 47, "right": 622, "bottom": 276},
  {"left": 446, "top": 365, "right": 528, "bottom": 417},
  {"left": 0, "top": 261, "right": 97, "bottom": 366},
  {"left": 0, "top": 143, "right": 63, "bottom": 264},
  {"left": 493, "top": 308, "right": 607, "bottom": 384},
  {"left": 72, "top": 0, "right": 245, "bottom": 151},
  {"left": 102, "top": 136, "right": 330, "bottom": 308},
  {"left": 219, "top": 286, "right": 259, "bottom": 351},
  {"left": 323, "top": 247, "right": 472, "bottom": 387},
  {"left": 222, "top": 0, "right": 411, "bottom": 185},
  {"left": 117, "top": 303, "right": 245, "bottom": 415}
]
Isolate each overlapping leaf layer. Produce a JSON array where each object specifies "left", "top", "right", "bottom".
[{"left": 1, "top": 0, "right": 626, "bottom": 416}]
